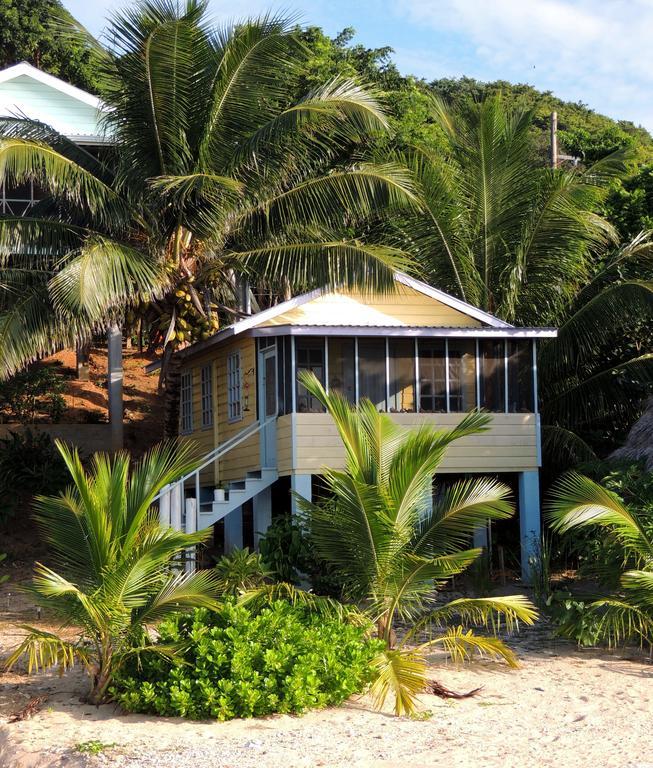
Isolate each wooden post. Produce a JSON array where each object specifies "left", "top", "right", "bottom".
[{"left": 550, "top": 111, "right": 558, "bottom": 169}]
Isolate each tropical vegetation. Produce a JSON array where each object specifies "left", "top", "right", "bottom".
[
  {"left": 290, "top": 372, "right": 537, "bottom": 715},
  {"left": 547, "top": 471, "right": 653, "bottom": 649},
  {"left": 5, "top": 439, "right": 221, "bottom": 704},
  {"left": 0, "top": 0, "right": 416, "bottom": 400},
  {"left": 113, "top": 600, "right": 382, "bottom": 720}
]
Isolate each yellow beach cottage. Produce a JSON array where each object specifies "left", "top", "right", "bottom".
[{"left": 163, "top": 273, "right": 556, "bottom": 580}]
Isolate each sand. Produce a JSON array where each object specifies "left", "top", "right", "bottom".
[{"left": 1, "top": 619, "right": 652, "bottom": 768}]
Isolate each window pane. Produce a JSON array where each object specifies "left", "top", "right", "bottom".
[
  {"left": 180, "top": 371, "right": 193, "bottom": 433},
  {"left": 448, "top": 339, "right": 476, "bottom": 412},
  {"left": 328, "top": 337, "right": 356, "bottom": 403},
  {"left": 508, "top": 340, "right": 534, "bottom": 412},
  {"left": 418, "top": 340, "right": 446, "bottom": 413},
  {"left": 201, "top": 364, "right": 213, "bottom": 428},
  {"left": 227, "top": 352, "right": 242, "bottom": 421},
  {"left": 296, "top": 337, "right": 325, "bottom": 412},
  {"left": 480, "top": 339, "right": 505, "bottom": 412},
  {"left": 358, "top": 338, "right": 386, "bottom": 410},
  {"left": 282, "top": 336, "right": 292, "bottom": 415},
  {"left": 265, "top": 353, "right": 277, "bottom": 418},
  {"left": 389, "top": 339, "right": 415, "bottom": 412}
]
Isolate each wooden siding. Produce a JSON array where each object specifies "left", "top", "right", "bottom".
[
  {"left": 216, "top": 337, "right": 259, "bottom": 482},
  {"left": 284, "top": 413, "right": 539, "bottom": 475},
  {"left": 0, "top": 75, "right": 103, "bottom": 138},
  {"left": 276, "top": 415, "right": 294, "bottom": 475},
  {"left": 259, "top": 284, "right": 482, "bottom": 329},
  {"left": 178, "top": 336, "right": 259, "bottom": 485}
]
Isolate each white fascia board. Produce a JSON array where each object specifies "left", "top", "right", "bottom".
[
  {"left": 251, "top": 325, "right": 557, "bottom": 339},
  {"left": 394, "top": 272, "right": 513, "bottom": 328},
  {"left": 0, "top": 62, "right": 105, "bottom": 110}
]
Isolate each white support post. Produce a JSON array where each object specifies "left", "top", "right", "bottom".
[
  {"left": 253, "top": 486, "right": 272, "bottom": 549},
  {"left": 107, "top": 323, "right": 124, "bottom": 451},
  {"left": 170, "top": 483, "right": 182, "bottom": 531},
  {"left": 159, "top": 484, "right": 171, "bottom": 527},
  {"left": 224, "top": 507, "right": 243, "bottom": 553},
  {"left": 291, "top": 473, "right": 312, "bottom": 517},
  {"left": 519, "top": 470, "right": 541, "bottom": 584},
  {"left": 184, "top": 498, "right": 197, "bottom": 573}
]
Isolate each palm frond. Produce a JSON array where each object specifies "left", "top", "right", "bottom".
[
  {"left": 4, "top": 626, "right": 85, "bottom": 674},
  {"left": 369, "top": 647, "right": 427, "bottom": 716},
  {"left": 424, "top": 626, "right": 519, "bottom": 668}
]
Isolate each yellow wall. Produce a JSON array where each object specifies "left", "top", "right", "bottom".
[
  {"left": 259, "top": 284, "right": 482, "bottom": 329},
  {"left": 215, "top": 337, "right": 259, "bottom": 482},
  {"left": 179, "top": 336, "right": 259, "bottom": 485},
  {"left": 284, "top": 412, "right": 539, "bottom": 475},
  {"left": 276, "top": 414, "right": 294, "bottom": 475}
]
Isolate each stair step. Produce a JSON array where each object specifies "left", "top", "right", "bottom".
[{"left": 246, "top": 470, "right": 262, "bottom": 480}]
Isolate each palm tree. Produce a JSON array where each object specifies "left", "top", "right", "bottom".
[
  {"left": 382, "top": 95, "right": 653, "bottom": 464},
  {"left": 538, "top": 232, "right": 653, "bottom": 465},
  {"left": 548, "top": 472, "right": 653, "bottom": 649},
  {"left": 0, "top": 2, "right": 417, "bottom": 388},
  {"left": 386, "top": 95, "right": 624, "bottom": 324},
  {"left": 295, "top": 371, "right": 536, "bottom": 715},
  {"left": 5, "top": 439, "right": 220, "bottom": 704}
]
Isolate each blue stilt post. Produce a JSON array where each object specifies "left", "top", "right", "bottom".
[
  {"left": 224, "top": 506, "right": 243, "bottom": 553},
  {"left": 253, "top": 486, "right": 272, "bottom": 549},
  {"left": 291, "top": 473, "right": 312, "bottom": 516},
  {"left": 519, "top": 470, "right": 541, "bottom": 583}
]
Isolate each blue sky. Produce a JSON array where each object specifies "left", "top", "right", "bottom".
[{"left": 63, "top": 0, "right": 653, "bottom": 131}]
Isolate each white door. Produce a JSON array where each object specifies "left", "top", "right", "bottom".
[{"left": 258, "top": 343, "right": 278, "bottom": 468}]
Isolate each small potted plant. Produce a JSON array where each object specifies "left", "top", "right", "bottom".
[{"left": 214, "top": 482, "right": 226, "bottom": 502}]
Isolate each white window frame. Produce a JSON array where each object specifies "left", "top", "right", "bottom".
[
  {"left": 227, "top": 351, "right": 242, "bottom": 422},
  {"left": 180, "top": 371, "right": 193, "bottom": 434},
  {"left": 200, "top": 364, "right": 213, "bottom": 429}
]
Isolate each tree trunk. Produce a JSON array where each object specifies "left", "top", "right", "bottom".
[
  {"left": 107, "top": 324, "right": 124, "bottom": 451},
  {"left": 76, "top": 341, "right": 91, "bottom": 381},
  {"left": 162, "top": 345, "right": 182, "bottom": 439}
]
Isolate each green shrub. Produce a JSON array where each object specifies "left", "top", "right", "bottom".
[
  {"left": 0, "top": 430, "right": 70, "bottom": 525},
  {"left": 258, "top": 514, "right": 347, "bottom": 598},
  {"left": 544, "top": 589, "right": 603, "bottom": 646},
  {"left": 113, "top": 600, "right": 382, "bottom": 720},
  {"left": 0, "top": 367, "right": 66, "bottom": 423},
  {"left": 213, "top": 547, "right": 270, "bottom": 595}
]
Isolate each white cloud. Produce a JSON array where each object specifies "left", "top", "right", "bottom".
[{"left": 392, "top": 0, "right": 653, "bottom": 129}]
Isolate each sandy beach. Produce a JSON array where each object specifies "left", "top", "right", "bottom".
[{"left": 1, "top": 611, "right": 652, "bottom": 768}]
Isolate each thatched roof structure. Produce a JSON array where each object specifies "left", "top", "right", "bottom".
[{"left": 611, "top": 397, "right": 653, "bottom": 469}]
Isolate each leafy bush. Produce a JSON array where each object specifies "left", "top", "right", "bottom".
[
  {"left": 0, "top": 367, "right": 66, "bottom": 423},
  {"left": 258, "top": 514, "right": 347, "bottom": 598},
  {"left": 544, "top": 589, "right": 603, "bottom": 646},
  {"left": 0, "top": 430, "right": 70, "bottom": 525},
  {"left": 213, "top": 548, "right": 270, "bottom": 595},
  {"left": 113, "top": 600, "right": 382, "bottom": 720}
]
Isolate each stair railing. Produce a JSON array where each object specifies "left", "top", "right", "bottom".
[{"left": 153, "top": 416, "right": 277, "bottom": 537}]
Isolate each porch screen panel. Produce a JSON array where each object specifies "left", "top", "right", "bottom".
[
  {"left": 388, "top": 339, "right": 415, "bottom": 412},
  {"left": 480, "top": 339, "right": 505, "bottom": 412},
  {"left": 358, "top": 339, "right": 386, "bottom": 410},
  {"left": 328, "top": 337, "right": 356, "bottom": 403},
  {"left": 507, "top": 340, "right": 534, "bottom": 412},
  {"left": 296, "top": 337, "right": 326, "bottom": 412},
  {"left": 418, "top": 340, "right": 446, "bottom": 412},
  {"left": 448, "top": 339, "right": 476, "bottom": 412}
]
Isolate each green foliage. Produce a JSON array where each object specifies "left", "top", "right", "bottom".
[
  {"left": 0, "top": 0, "right": 101, "bottom": 92},
  {"left": 544, "top": 590, "right": 603, "bottom": 647},
  {"left": 0, "top": 366, "right": 66, "bottom": 422},
  {"left": 296, "top": 372, "right": 537, "bottom": 715},
  {"left": 213, "top": 548, "right": 270, "bottom": 596},
  {"left": 547, "top": 471, "right": 653, "bottom": 649},
  {"left": 74, "top": 740, "right": 115, "bottom": 755},
  {"left": 605, "top": 165, "right": 653, "bottom": 240},
  {"left": 0, "top": 4, "right": 417, "bottom": 380},
  {"left": 0, "top": 430, "right": 69, "bottom": 525},
  {"left": 0, "top": 552, "right": 9, "bottom": 585},
  {"left": 258, "top": 516, "right": 308, "bottom": 583},
  {"left": 258, "top": 513, "right": 347, "bottom": 598},
  {"left": 4, "top": 440, "right": 221, "bottom": 704},
  {"left": 113, "top": 600, "right": 382, "bottom": 720}
]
